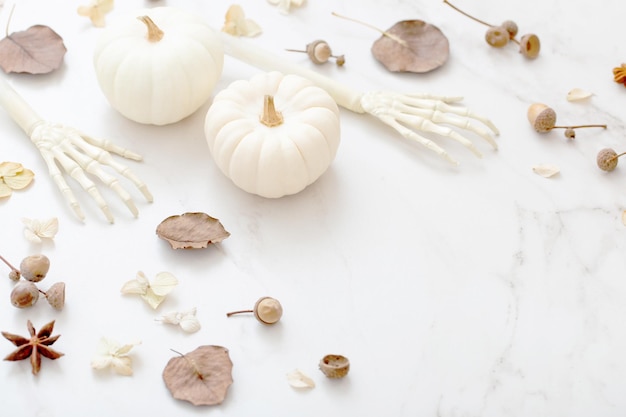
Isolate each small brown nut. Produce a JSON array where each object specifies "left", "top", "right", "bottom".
[
  {"left": 519, "top": 33, "right": 540, "bottom": 59},
  {"left": 10, "top": 281, "right": 40, "bottom": 308},
  {"left": 8, "top": 270, "right": 20, "bottom": 281},
  {"left": 527, "top": 103, "right": 556, "bottom": 132},
  {"left": 20, "top": 254, "right": 50, "bottom": 282},
  {"left": 500, "top": 20, "right": 518, "bottom": 38},
  {"left": 319, "top": 354, "right": 350, "bottom": 378},
  {"left": 45, "top": 282, "right": 66, "bottom": 310},
  {"left": 485, "top": 26, "right": 509, "bottom": 48},
  {"left": 564, "top": 128, "right": 576, "bottom": 139},
  {"left": 254, "top": 297, "right": 283, "bottom": 325}
]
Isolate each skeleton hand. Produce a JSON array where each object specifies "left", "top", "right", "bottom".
[
  {"left": 359, "top": 91, "right": 499, "bottom": 164},
  {"left": 220, "top": 33, "right": 499, "bottom": 164},
  {"left": 0, "top": 75, "right": 152, "bottom": 223}
]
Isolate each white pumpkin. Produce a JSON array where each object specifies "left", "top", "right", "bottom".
[
  {"left": 204, "top": 72, "right": 341, "bottom": 198},
  {"left": 94, "top": 7, "right": 224, "bottom": 125}
]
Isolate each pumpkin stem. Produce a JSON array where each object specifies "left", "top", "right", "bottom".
[
  {"left": 137, "top": 16, "right": 164, "bottom": 43},
  {"left": 260, "top": 95, "right": 284, "bottom": 127}
]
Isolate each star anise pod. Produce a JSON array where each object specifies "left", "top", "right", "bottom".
[{"left": 2, "top": 320, "right": 63, "bottom": 375}]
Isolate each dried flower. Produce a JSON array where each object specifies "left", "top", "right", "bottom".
[
  {"left": 22, "top": 217, "right": 58, "bottom": 243},
  {"left": 0, "top": 161, "right": 34, "bottom": 198},
  {"left": 91, "top": 337, "right": 140, "bottom": 376},
  {"left": 121, "top": 271, "right": 178, "bottom": 309},
  {"left": 222, "top": 5, "right": 262, "bottom": 37},
  {"left": 613, "top": 64, "right": 626, "bottom": 86},
  {"left": 156, "top": 307, "right": 201, "bottom": 333},
  {"left": 77, "top": 0, "right": 114, "bottom": 27},
  {"left": 267, "top": 0, "right": 305, "bottom": 14}
]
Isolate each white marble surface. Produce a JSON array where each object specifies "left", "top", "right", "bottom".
[{"left": 1, "top": 0, "right": 626, "bottom": 416}]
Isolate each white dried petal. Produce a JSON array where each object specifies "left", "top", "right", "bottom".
[
  {"left": 22, "top": 217, "right": 59, "bottom": 243},
  {"left": 222, "top": 5, "right": 262, "bottom": 37},
  {"left": 91, "top": 337, "right": 141, "bottom": 376},
  {"left": 121, "top": 271, "right": 178, "bottom": 309},
  {"left": 267, "top": 0, "right": 305, "bottom": 13},
  {"left": 532, "top": 164, "right": 560, "bottom": 178},
  {"left": 157, "top": 307, "right": 201, "bottom": 333},
  {"left": 566, "top": 88, "right": 593, "bottom": 102},
  {"left": 287, "top": 369, "right": 316, "bottom": 389},
  {"left": 622, "top": 210, "right": 626, "bottom": 226}
]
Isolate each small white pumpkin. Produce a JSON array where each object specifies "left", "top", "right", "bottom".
[
  {"left": 204, "top": 71, "right": 341, "bottom": 198},
  {"left": 94, "top": 7, "right": 224, "bottom": 125}
]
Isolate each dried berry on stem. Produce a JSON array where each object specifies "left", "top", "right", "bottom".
[
  {"left": 286, "top": 40, "right": 345, "bottom": 66},
  {"left": 443, "top": 0, "right": 540, "bottom": 58},
  {"left": 597, "top": 148, "right": 626, "bottom": 172},
  {"left": 227, "top": 296, "right": 283, "bottom": 325},
  {"left": 527, "top": 103, "right": 607, "bottom": 139}
]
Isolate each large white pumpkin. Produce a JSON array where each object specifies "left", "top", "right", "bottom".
[
  {"left": 94, "top": 7, "right": 224, "bottom": 125},
  {"left": 204, "top": 72, "right": 341, "bottom": 198}
]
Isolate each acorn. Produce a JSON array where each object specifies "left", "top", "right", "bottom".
[{"left": 226, "top": 296, "right": 283, "bottom": 325}]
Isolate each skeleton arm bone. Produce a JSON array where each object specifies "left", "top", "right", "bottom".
[
  {"left": 220, "top": 32, "right": 499, "bottom": 165},
  {"left": 0, "top": 74, "right": 152, "bottom": 223}
]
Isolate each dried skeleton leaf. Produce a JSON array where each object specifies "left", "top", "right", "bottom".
[
  {"left": 156, "top": 212, "right": 230, "bottom": 249},
  {"left": 0, "top": 25, "right": 66, "bottom": 74},
  {"left": 163, "top": 345, "right": 234, "bottom": 406}
]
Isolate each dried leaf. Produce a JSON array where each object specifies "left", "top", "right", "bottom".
[
  {"left": 121, "top": 271, "right": 178, "bottom": 309},
  {"left": 156, "top": 212, "right": 230, "bottom": 250},
  {"left": 287, "top": 369, "right": 316, "bottom": 388},
  {"left": 222, "top": 5, "right": 262, "bottom": 37},
  {"left": 91, "top": 337, "right": 141, "bottom": 376},
  {"left": 371, "top": 20, "right": 449, "bottom": 73},
  {"left": 0, "top": 25, "right": 66, "bottom": 74},
  {"left": 77, "top": 0, "right": 114, "bottom": 28},
  {"left": 163, "top": 346, "right": 234, "bottom": 406},
  {"left": 22, "top": 217, "right": 59, "bottom": 243},
  {"left": 567, "top": 88, "right": 593, "bottom": 102},
  {"left": 157, "top": 308, "right": 201, "bottom": 333},
  {"left": 532, "top": 164, "right": 560, "bottom": 178}
]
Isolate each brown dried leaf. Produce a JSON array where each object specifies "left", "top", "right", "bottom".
[
  {"left": 156, "top": 212, "right": 230, "bottom": 249},
  {"left": 371, "top": 20, "right": 449, "bottom": 73},
  {"left": 0, "top": 25, "right": 67, "bottom": 74},
  {"left": 163, "top": 346, "right": 234, "bottom": 406}
]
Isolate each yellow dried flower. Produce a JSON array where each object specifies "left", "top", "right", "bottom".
[{"left": 613, "top": 63, "right": 626, "bottom": 86}]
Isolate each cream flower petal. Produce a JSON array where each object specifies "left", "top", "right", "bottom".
[{"left": 3, "top": 168, "right": 34, "bottom": 190}]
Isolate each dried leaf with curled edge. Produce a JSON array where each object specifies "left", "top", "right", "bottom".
[
  {"left": 371, "top": 20, "right": 449, "bottom": 73},
  {"left": 163, "top": 345, "right": 233, "bottom": 406},
  {"left": 156, "top": 212, "right": 230, "bottom": 249},
  {"left": 0, "top": 25, "right": 67, "bottom": 74}
]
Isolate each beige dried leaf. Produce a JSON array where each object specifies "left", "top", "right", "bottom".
[
  {"left": 163, "top": 345, "right": 234, "bottom": 406},
  {"left": 287, "top": 368, "right": 316, "bottom": 388},
  {"left": 222, "top": 5, "right": 262, "bottom": 37},
  {"left": 0, "top": 25, "right": 66, "bottom": 74},
  {"left": 371, "top": 20, "right": 449, "bottom": 73},
  {"left": 156, "top": 212, "right": 230, "bottom": 250},
  {"left": 532, "top": 164, "right": 560, "bottom": 178},
  {"left": 566, "top": 88, "right": 593, "bottom": 102}
]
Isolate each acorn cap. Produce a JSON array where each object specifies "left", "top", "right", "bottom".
[{"left": 319, "top": 354, "right": 350, "bottom": 378}]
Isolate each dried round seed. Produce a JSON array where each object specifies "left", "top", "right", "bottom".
[
  {"left": 564, "top": 128, "right": 576, "bottom": 139},
  {"left": 501, "top": 20, "right": 518, "bottom": 38},
  {"left": 10, "top": 281, "right": 40, "bottom": 308},
  {"left": 485, "top": 26, "right": 509, "bottom": 48},
  {"left": 20, "top": 254, "right": 50, "bottom": 282},
  {"left": 253, "top": 297, "right": 283, "bottom": 324},
  {"left": 8, "top": 270, "right": 20, "bottom": 281},
  {"left": 319, "top": 354, "right": 350, "bottom": 378},
  {"left": 597, "top": 148, "right": 619, "bottom": 172}
]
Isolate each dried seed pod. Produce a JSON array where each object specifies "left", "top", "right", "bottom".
[
  {"left": 319, "top": 354, "right": 350, "bottom": 378},
  {"left": 527, "top": 103, "right": 556, "bottom": 132},
  {"left": 596, "top": 148, "right": 625, "bottom": 172},
  {"left": 501, "top": 20, "right": 518, "bottom": 38},
  {"left": 564, "top": 128, "right": 576, "bottom": 139},
  {"left": 8, "top": 270, "right": 20, "bottom": 281},
  {"left": 519, "top": 33, "right": 540, "bottom": 59},
  {"left": 20, "top": 254, "right": 50, "bottom": 282},
  {"left": 226, "top": 296, "right": 283, "bottom": 325},
  {"left": 485, "top": 26, "right": 509, "bottom": 47},
  {"left": 44, "top": 282, "right": 66, "bottom": 310},
  {"left": 286, "top": 40, "right": 345, "bottom": 66},
  {"left": 10, "top": 281, "right": 40, "bottom": 308}
]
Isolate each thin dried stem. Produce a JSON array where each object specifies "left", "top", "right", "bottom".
[
  {"left": 553, "top": 124, "right": 607, "bottom": 129},
  {"left": 331, "top": 11, "right": 408, "bottom": 47},
  {"left": 226, "top": 309, "right": 253, "bottom": 317},
  {"left": 443, "top": 0, "right": 493, "bottom": 28},
  {"left": 0, "top": 254, "right": 19, "bottom": 272}
]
